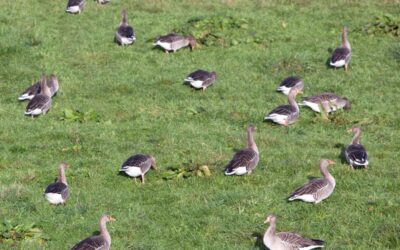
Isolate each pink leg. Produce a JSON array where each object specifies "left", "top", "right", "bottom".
[{"left": 141, "top": 175, "right": 145, "bottom": 184}]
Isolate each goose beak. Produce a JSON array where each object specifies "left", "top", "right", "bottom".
[
  {"left": 328, "top": 160, "right": 336, "bottom": 165},
  {"left": 109, "top": 216, "right": 116, "bottom": 222},
  {"left": 346, "top": 128, "right": 353, "bottom": 133},
  {"left": 263, "top": 218, "right": 270, "bottom": 224},
  {"left": 152, "top": 164, "right": 158, "bottom": 170}
]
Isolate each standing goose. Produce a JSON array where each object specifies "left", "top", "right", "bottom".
[
  {"left": 330, "top": 26, "right": 351, "bottom": 71},
  {"left": 71, "top": 215, "right": 116, "bottom": 250},
  {"left": 154, "top": 33, "right": 196, "bottom": 53},
  {"left": 25, "top": 74, "right": 52, "bottom": 116},
  {"left": 265, "top": 86, "right": 302, "bottom": 126},
  {"left": 345, "top": 127, "right": 369, "bottom": 169},
  {"left": 66, "top": 0, "right": 84, "bottom": 14},
  {"left": 299, "top": 93, "right": 351, "bottom": 114},
  {"left": 184, "top": 70, "right": 217, "bottom": 91},
  {"left": 119, "top": 154, "right": 157, "bottom": 183},
  {"left": 224, "top": 125, "right": 259, "bottom": 176},
  {"left": 288, "top": 159, "right": 336, "bottom": 204},
  {"left": 263, "top": 214, "right": 325, "bottom": 250},
  {"left": 115, "top": 10, "right": 136, "bottom": 46},
  {"left": 18, "top": 74, "right": 59, "bottom": 101},
  {"left": 276, "top": 76, "right": 304, "bottom": 96},
  {"left": 44, "top": 163, "right": 69, "bottom": 205}
]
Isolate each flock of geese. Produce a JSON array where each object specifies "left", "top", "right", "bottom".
[{"left": 14, "top": 0, "right": 371, "bottom": 249}]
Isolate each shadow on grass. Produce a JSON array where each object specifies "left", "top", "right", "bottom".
[
  {"left": 334, "top": 143, "right": 348, "bottom": 164},
  {"left": 252, "top": 232, "right": 267, "bottom": 250}
]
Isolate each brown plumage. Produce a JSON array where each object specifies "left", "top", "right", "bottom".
[{"left": 154, "top": 33, "right": 196, "bottom": 53}]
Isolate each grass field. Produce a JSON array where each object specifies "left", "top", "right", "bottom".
[{"left": 1, "top": 0, "right": 400, "bottom": 249}]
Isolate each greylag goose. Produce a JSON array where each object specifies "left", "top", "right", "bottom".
[
  {"left": 18, "top": 74, "right": 59, "bottom": 101},
  {"left": 44, "top": 163, "right": 69, "bottom": 205},
  {"left": 276, "top": 76, "right": 304, "bottom": 96},
  {"left": 263, "top": 214, "right": 325, "bottom": 250},
  {"left": 25, "top": 74, "right": 52, "bottom": 116},
  {"left": 265, "top": 86, "right": 302, "bottom": 126},
  {"left": 115, "top": 10, "right": 136, "bottom": 46},
  {"left": 299, "top": 93, "right": 351, "bottom": 114},
  {"left": 330, "top": 26, "right": 351, "bottom": 71},
  {"left": 288, "top": 159, "right": 336, "bottom": 204},
  {"left": 71, "top": 215, "right": 116, "bottom": 250},
  {"left": 66, "top": 0, "right": 84, "bottom": 14},
  {"left": 97, "top": 0, "right": 110, "bottom": 4},
  {"left": 154, "top": 33, "right": 196, "bottom": 53},
  {"left": 184, "top": 70, "right": 217, "bottom": 91},
  {"left": 345, "top": 127, "right": 369, "bottom": 169},
  {"left": 224, "top": 125, "right": 259, "bottom": 176},
  {"left": 119, "top": 154, "right": 157, "bottom": 183}
]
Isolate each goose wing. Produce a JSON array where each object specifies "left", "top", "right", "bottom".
[
  {"left": 117, "top": 26, "right": 135, "bottom": 38},
  {"left": 290, "top": 178, "right": 328, "bottom": 198},
  {"left": 225, "top": 148, "right": 257, "bottom": 173},
  {"left": 71, "top": 235, "right": 106, "bottom": 250},
  {"left": 19, "top": 82, "right": 41, "bottom": 100},
  {"left": 345, "top": 144, "right": 368, "bottom": 166},
  {"left": 67, "top": 0, "right": 84, "bottom": 7},
  {"left": 302, "top": 93, "right": 339, "bottom": 103},
  {"left": 268, "top": 105, "right": 297, "bottom": 116},
  {"left": 331, "top": 47, "right": 351, "bottom": 63},
  {"left": 186, "top": 70, "right": 210, "bottom": 81},
  {"left": 279, "top": 76, "right": 302, "bottom": 88},
  {"left": 156, "top": 33, "right": 181, "bottom": 43},
  {"left": 277, "top": 232, "right": 325, "bottom": 249},
  {"left": 25, "top": 94, "right": 51, "bottom": 112}
]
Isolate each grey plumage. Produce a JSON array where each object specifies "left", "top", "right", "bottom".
[
  {"left": 288, "top": 159, "right": 336, "bottom": 204},
  {"left": 66, "top": 0, "right": 84, "bottom": 14},
  {"left": 300, "top": 92, "right": 350, "bottom": 113},
  {"left": 18, "top": 74, "right": 59, "bottom": 101},
  {"left": 154, "top": 33, "right": 196, "bottom": 53},
  {"left": 184, "top": 70, "right": 217, "bottom": 90},
  {"left": 115, "top": 10, "right": 136, "bottom": 45},
  {"left": 45, "top": 182, "right": 69, "bottom": 200},
  {"left": 120, "top": 154, "right": 157, "bottom": 183},
  {"left": 330, "top": 26, "right": 351, "bottom": 70},
  {"left": 345, "top": 127, "right": 368, "bottom": 169},
  {"left": 264, "top": 215, "right": 325, "bottom": 250},
  {"left": 277, "top": 76, "right": 304, "bottom": 95},
  {"left": 25, "top": 74, "right": 52, "bottom": 116}
]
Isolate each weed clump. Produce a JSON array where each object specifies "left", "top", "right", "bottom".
[
  {"left": 175, "top": 16, "right": 264, "bottom": 47},
  {"left": 363, "top": 14, "right": 400, "bottom": 37}
]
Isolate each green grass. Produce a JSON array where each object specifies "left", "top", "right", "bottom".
[{"left": 1, "top": 0, "right": 400, "bottom": 249}]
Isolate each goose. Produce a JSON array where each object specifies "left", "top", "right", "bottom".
[
  {"left": 263, "top": 214, "right": 325, "bottom": 250},
  {"left": 265, "top": 86, "right": 302, "bottom": 126},
  {"left": 25, "top": 74, "right": 52, "bottom": 116},
  {"left": 119, "top": 154, "right": 157, "bottom": 183},
  {"left": 44, "top": 163, "right": 69, "bottom": 205},
  {"left": 71, "top": 215, "right": 116, "bottom": 250},
  {"left": 115, "top": 10, "right": 136, "bottom": 46},
  {"left": 224, "top": 125, "right": 259, "bottom": 176},
  {"left": 18, "top": 74, "right": 59, "bottom": 101},
  {"left": 288, "top": 159, "right": 336, "bottom": 204},
  {"left": 154, "top": 33, "right": 196, "bottom": 53},
  {"left": 184, "top": 70, "right": 217, "bottom": 91},
  {"left": 345, "top": 127, "right": 369, "bottom": 169},
  {"left": 97, "top": 0, "right": 110, "bottom": 4},
  {"left": 330, "top": 26, "right": 351, "bottom": 71},
  {"left": 66, "top": 0, "right": 84, "bottom": 14},
  {"left": 299, "top": 93, "right": 351, "bottom": 114},
  {"left": 277, "top": 76, "right": 304, "bottom": 96}
]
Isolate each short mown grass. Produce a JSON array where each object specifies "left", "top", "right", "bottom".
[{"left": 0, "top": 0, "right": 399, "bottom": 249}]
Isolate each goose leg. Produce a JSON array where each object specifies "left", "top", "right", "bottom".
[
  {"left": 344, "top": 64, "right": 348, "bottom": 71},
  {"left": 132, "top": 177, "right": 137, "bottom": 183},
  {"left": 141, "top": 174, "right": 145, "bottom": 184}
]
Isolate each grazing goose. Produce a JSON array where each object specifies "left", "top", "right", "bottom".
[
  {"left": 71, "top": 215, "right": 116, "bottom": 250},
  {"left": 263, "top": 214, "right": 325, "bottom": 250},
  {"left": 224, "top": 125, "right": 259, "bottom": 176},
  {"left": 44, "top": 163, "right": 69, "bottom": 205},
  {"left": 265, "top": 86, "right": 302, "bottom": 126},
  {"left": 288, "top": 159, "right": 336, "bottom": 204},
  {"left": 299, "top": 93, "right": 351, "bottom": 114},
  {"left": 154, "top": 33, "right": 196, "bottom": 53},
  {"left": 115, "top": 10, "right": 136, "bottom": 46},
  {"left": 330, "top": 26, "right": 351, "bottom": 71},
  {"left": 277, "top": 76, "right": 304, "bottom": 96},
  {"left": 119, "top": 154, "right": 157, "bottom": 183},
  {"left": 66, "top": 0, "right": 84, "bottom": 14},
  {"left": 184, "top": 70, "right": 217, "bottom": 91},
  {"left": 18, "top": 74, "right": 59, "bottom": 101},
  {"left": 345, "top": 127, "right": 369, "bottom": 169},
  {"left": 25, "top": 74, "right": 52, "bottom": 116}
]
